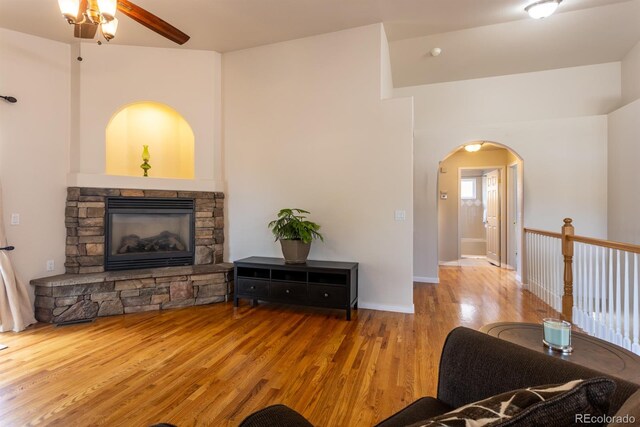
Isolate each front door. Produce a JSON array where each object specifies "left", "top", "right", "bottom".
[{"left": 486, "top": 169, "right": 500, "bottom": 266}]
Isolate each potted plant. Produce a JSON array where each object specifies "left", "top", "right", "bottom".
[{"left": 268, "top": 208, "right": 323, "bottom": 264}]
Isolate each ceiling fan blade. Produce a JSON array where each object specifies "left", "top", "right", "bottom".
[
  {"left": 74, "top": 0, "right": 98, "bottom": 39},
  {"left": 117, "top": 0, "right": 190, "bottom": 45}
]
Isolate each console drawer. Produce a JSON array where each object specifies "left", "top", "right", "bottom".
[
  {"left": 308, "top": 284, "right": 346, "bottom": 307},
  {"left": 270, "top": 281, "right": 307, "bottom": 303},
  {"left": 237, "top": 278, "right": 269, "bottom": 298}
]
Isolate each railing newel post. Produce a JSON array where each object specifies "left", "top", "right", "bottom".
[{"left": 562, "top": 218, "right": 574, "bottom": 322}]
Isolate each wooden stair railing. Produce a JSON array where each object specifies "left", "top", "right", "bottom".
[{"left": 524, "top": 218, "right": 640, "bottom": 355}]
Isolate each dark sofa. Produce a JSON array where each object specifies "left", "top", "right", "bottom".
[{"left": 240, "top": 326, "right": 640, "bottom": 426}]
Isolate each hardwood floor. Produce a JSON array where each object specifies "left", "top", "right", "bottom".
[{"left": 0, "top": 266, "right": 559, "bottom": 426}]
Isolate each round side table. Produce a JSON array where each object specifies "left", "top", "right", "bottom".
[{"left": 480, "top": 322, "right": 640, "bottom": 384}]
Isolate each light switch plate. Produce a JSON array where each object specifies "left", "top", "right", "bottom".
[
  {"left": 10, "top": 213, "right": 19, "bottom": 225},
  {"left": 394, "top": 210, "right": 406, "bottom": 221}
]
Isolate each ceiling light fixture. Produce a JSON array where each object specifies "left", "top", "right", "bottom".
[
  {"left": 464, "top": 143, "right": 483, "bottom": 153},
  {"left": 525, "top": 0, "right": 562, "bottom": 19},
  {"left": 58, "top": 0, "right": 119, "bottom": 41}
]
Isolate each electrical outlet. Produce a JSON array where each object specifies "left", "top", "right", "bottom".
[
  {"left": 46, "top": 260, "right": 55, "bottom": 272},
  {"left": 10, "top": 213, "right": 19, "bottom": 225}
]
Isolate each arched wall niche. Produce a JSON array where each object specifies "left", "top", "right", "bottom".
[{"left": 105, "top": 101, "right": 195, "bottom": 179}]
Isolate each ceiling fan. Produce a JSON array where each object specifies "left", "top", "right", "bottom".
[{"left": 58, "top": 0, "right": 190, "bottom": 45}]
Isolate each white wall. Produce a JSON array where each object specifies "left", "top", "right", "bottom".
[
  {"left": 0, "top": 29, "right": 70, "bottom": 286},
  {"left": 608, "top": 38, "right": 640, "bottom": 244},
  {"left": 622, "top": 40, "right": 640, "bottom": 105},
  {"left": 69, "top": 43, "right": 222, "bottom": 191},
  {"left": 396, "top": 63, "right": 617, "bottom": 280},
  {"left": 607, "top": 99, "right": 640, "bottom": 244},
  {"left": 223, "top": 24, "right": 415, "bottom": 313},
  {"left": 401, "top": 63, "right": 621, "bottom": 127},
  {"left": 380, "top": 25, "right": 394, "bottom": 99}
]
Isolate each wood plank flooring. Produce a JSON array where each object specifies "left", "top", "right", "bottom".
[{"left": 0, "top": 266, "right": 559, "bottom": 426}]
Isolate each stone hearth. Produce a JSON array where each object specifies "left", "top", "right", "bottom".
[{"left": 33, "top": 264, "right": 233, "bottom": 323}]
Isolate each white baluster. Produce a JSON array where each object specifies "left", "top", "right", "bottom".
[
  {"left": 608, "top": 248, "right": 615, "bottom": 342},
  {"left": 538, "top": 234, "right": 542, "bottom": 299},
  {"left": 541, "top": 235, "right": 545, "bottom": 303},
  {"left": 553, "top": 239, "right": 562, "bottom": 311},
  {"left": 531, "top": 234, "right": 536, "bottom": 294},
  {"left": 576, "top": 243, "right": 580, "bottom": 320},
  {"left": 624, "top": 251, "right": 631, "bottom": 350},
  {"left": 576, "top": 243, "right": 583, "bottom": 330},
  {"left": 524, "top": 233, "right": 528, "bottom": 289},
  {"left": 582, "top": 244, "right": 588, "bottom": 329},
  {"left": 591, "top": 246, "right": 600, "bottom": 336},
  {"left": 544, "top": 236, "right": 550, "bottom": 305},
  {"left": 600, "top": 246, "right": 607, "bottom": 338},
  {"left": 538, "top": 235, "right": 544, "bottom": 301},
  {"left": 633, "top": 253, "right": 639, "bottom": 355},
  {"left": 530, "top": 234, "right": 535, "bottom": 294},
  {"left": 537, "top": 234, "right": 542, "bottom": 300},
  {"left": 559, "top": 238, "right": 563, "bottom": 311},
  {"left": 616, "top": 250, "right": 623, "bottom": 345},
  {"left": 588, "top": 244, "right": 594, "bottom": 335}
]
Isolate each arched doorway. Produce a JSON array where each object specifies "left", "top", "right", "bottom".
[{"left": 437, "top": 141, "right": 524, "bottom": 279}]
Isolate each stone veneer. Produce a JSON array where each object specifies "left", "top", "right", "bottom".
[
  {"left": 30, "top": 187, "right": 232, "bottom": 324},
  {"left": 65, "top": 187, "right": 224, "bottom": 274},
  {"left": 32, "top": 264, "right": 233, "bottom": 323}
]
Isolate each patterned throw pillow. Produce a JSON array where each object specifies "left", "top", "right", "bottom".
[{"left": 410, "top": 377, "right": 615, "bottom": 427}]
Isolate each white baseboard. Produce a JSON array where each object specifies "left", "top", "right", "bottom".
[
  {"left": 515, "top": 274, "right": 522, "bottom": 283},
  {"left": 357, "top": 302, "right": 415, "bottom": 314},
  {"left": 413, "top": 276, "right": 439, "bottom": 284}
]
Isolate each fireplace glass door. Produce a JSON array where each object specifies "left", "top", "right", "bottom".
[{"left": 105, "top": 198, "right": 195, "bottom": 270}]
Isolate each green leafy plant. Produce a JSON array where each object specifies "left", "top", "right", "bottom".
[{"left": 268, "top": 208, "right": 324, "bottom": 244}]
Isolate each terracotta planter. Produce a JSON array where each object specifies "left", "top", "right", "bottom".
[{"left": 279, "top": 239, "right": 311, "bottom": 264}]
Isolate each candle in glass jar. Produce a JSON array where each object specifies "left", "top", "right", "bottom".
[{"left": 543, "top": 318, "right": 571, "bottom": 347}]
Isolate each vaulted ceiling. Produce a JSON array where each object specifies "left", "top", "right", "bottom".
[{"left": 1, "top": 0, "right": 638, "bottom": 86}]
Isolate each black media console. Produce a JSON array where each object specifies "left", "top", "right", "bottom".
[{"left": 233, "top": 256, "right": 358, "bottom": 320}]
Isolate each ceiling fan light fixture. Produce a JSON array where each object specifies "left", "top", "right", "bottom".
[
  {"left": 58, "top": 0, "right": 80, "bottom": 23},
  {"left": 57, "top": 0, "right": 190, "bottom": 45},
  {"left": 464, "top": 143, "right": 483, "bottom": 153},
  {"left": 97, "top": 0, "right": 117, "bottom": 21},
  {"left": 525, "top": 0, "right": 562, "bottom": 19},
  {"left": 101, "top": 17, "right": 119, "bottom": 41}
]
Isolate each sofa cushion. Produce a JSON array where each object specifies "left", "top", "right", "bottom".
[
  {"left": 238, "top": 404, "right": 313, "bottom": 427},
  {"left": 609, "top": 389, "right": 640, "bottom": 427},
  {"left": 375, "top": 397, "right": 453, "bottom": 427},
  {"left": 409, "top": 377, "right": 615, "bottom": 427}
]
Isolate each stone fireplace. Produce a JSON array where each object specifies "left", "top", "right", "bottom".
[
  {"left": 31, "top": 187, "right": 233, "bottom": 324},
  {"left": 65, "top": 187, "right": 224, "bottom": 273}
]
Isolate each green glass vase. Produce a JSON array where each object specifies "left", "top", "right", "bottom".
[{"left": 141, "top": 145, "right": 151, "bottom": 177}]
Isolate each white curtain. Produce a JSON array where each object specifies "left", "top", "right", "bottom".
[{"left": 0, "top": 184, "right": 36, "bottom": 332}]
